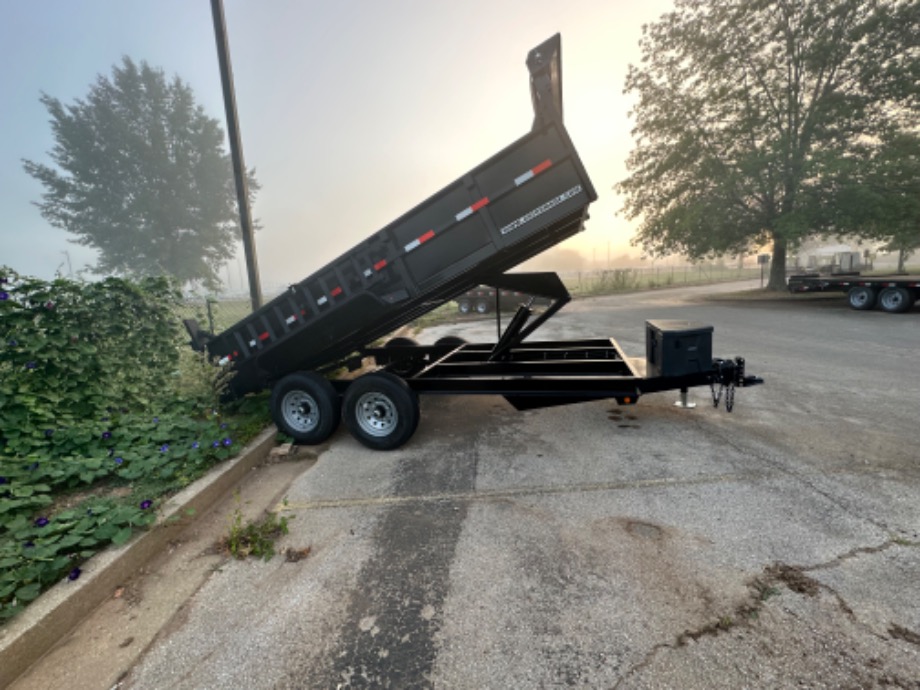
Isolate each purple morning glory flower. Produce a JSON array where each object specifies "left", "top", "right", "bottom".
[
  {"left": 25, "top": 361, "right": 36, "bottom": 369},
  {"left": 191, "top": 441, "right": 200, "bottom": 449},
  {"left": 45, "top": 429, "right": 54, "bottom": 437},
  {"left": 68, "top": 567, "right": 81, "bottom": 581},
  {"left": 35, "top": 517, "right": 49, "bottom": 527},
  {"left": 222, "top": 438, "right": 232, "bottom": 447},
  {"left": 220, "top": 423, "right": 228, "bottom": 429},
  {"left": 0, "top": 477, "right": 7, "bottom": 485},
  {"left": 23, "top": 541, "right": 34, "bottom": 549},
  {"left": 7, "top": 340, "right": 17, "bottom": 347},
  {"left": 0, "top": 291, "right": 8, "bottom": 301},
  {"left": 140, "top": 499, "right": 153, "bottom": 510},
  {"left": 153, "top": 417, "right": 159, "bottom": 424},
  {"left": 114, "top": 456, "right": 124, "bottom": 465},
  {"left": 211, "top": 440, "right": 220, "bottom": 448},
  {"left": 159, "top": 444, "right": 169, "bottom": 453},
  {"left": 102, "top": 431, "right": 112, "bottom": 440}
]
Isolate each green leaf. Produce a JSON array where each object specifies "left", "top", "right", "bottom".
[
  {"left": 15, "top": 583, "right": 42, "bottom": 602},
  {"left": 111, "top": 527, "right": 133, "bottom": 546}
]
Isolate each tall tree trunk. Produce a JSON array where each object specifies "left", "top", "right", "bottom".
[
  {"left": 897, "top": 248, "right": 907, "bottom": 274},
  {"left": 767, "top": 234, "right": 787, "bottom": 290}
]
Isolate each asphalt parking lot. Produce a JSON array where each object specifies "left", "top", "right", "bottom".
[{"left": 14, "top": 281, "right": 920, "bottom": 689}]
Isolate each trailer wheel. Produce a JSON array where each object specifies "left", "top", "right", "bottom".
[
  {"left": 457, "top": 299, "right": 471, "bottom": 314},
  {"left": 878, "top": 287, "right": 912, "bottom": 313},
  {"left": 385, "top": 336, "right": 423, "bottom": 376},
  {"left": 475, "top": 299, "right": 490, "bottom": 314},
  {"left": 343, "top": 372, "right": 420, "bottom": 450},
  {"left": 435, "top": 336, "right": 467, "bottom": 348},
  {"left": 847, "top": 286, "right": 877, "bottom": 311},
  {"left": 270, "top": 372, "right": 340, "bottom": 444}
]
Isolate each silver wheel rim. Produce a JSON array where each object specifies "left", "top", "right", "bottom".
[
  {"left": 851, "top": 290, "right": 869, "bottom": 307},
  {"left": 881, "top": 291, "right": 903, "bottom": 310},
  {"left": 282, "top": 390, "right": 320, "bottom": 433},
  {"left": 355, "top": 392, "right": 398, "bottom": 438}
]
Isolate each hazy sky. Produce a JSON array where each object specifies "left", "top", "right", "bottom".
[{"left": 1, "top": 0, "right": 674, "bottom": 291}]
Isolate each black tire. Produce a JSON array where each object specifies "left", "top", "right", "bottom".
[
  {"left": 270, "top": 372, "right": 340, "bottom": 444},
  {"left": 435, "top": 336, "right": 467, "bottom": 348},
  {"left": 475, "top": 299, "right": 490, "bottom": 314},
  {"left": 385, "top": 337, "right": 422, "bottom": 376},
  {"left": 847, "top": 286, "right": 877, "bottom": 311},
  {"left": 877, "top": 287, "right": 912, "bottom": 313},
  {"left": 343, "top": 372, "right": 420, "bottom": 450},
  {"left": 385, "top": 336, "right": 419, "bottom": 348},
  {"left": 457, "top": 299, "right": 471, "bottom": 314}
]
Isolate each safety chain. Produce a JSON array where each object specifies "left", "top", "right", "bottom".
[
  {"left": 710, "top": 359, "right": 737, "bottom": 413},
  {"left": 709, "top": 380, "right": 736, "bottom": 412}
]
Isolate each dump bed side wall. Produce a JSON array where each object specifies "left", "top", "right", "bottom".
[{"left": 209, "top": 120, "right": 596, "bottom": 396}]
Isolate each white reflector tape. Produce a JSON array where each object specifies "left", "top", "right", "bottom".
[
  {"left": 249, "top": 339, "right": 257, "bottom": 348},
  {"left": 515, "top": 160, "right": 552, "bottom": 186},
  {"left": 317, "top": 296, "right": 328, "bottom": 306},
  {"left": 364, "top": 268, "right": 373, "bottom": 278},
  {"left": 404, "top": 230, "right": 435, "bottom": 254},
  {"left": 455, "top": 198, "right": 489, "bottom": 223},
  {"left": 285, "top": 315, "right": 296, "bottom": 325},
  {"left": 514, "top": 170, "right": 535, "bottom": 186},
  {"left": 218, "top": 356, "right": 231, "bottom": 366}
]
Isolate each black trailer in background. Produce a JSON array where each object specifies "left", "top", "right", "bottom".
[
  {"left": 788, "top": 273, "right": 920, "bottom": 313},
  {"left": 185, "top": 35, "right": 762, "bottom": 450}
]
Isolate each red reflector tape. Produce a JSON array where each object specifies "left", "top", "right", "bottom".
[
  {"left": 331, "top": 287, "right": 343, "bottom": 297},
  {"left": 515, "top": 159, "right": 552, "bottom": 186},
  {"left": 404, "top": 230, "right": 435, "bottom": 253},
  {"left": 259, "top": 332, "right": 270, "bottom": 341},
  {"left": 374, "top": 259, "right": 387, "bottom": 271},
  {"left": 532, "top": 159, "right": 552, "bottom": 175},
  {"left": 456, "top": 199, "right": 488, "bottom": 222}
]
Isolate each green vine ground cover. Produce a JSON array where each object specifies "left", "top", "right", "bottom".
[{"left": 0, "top": 270, "right": 270, "bottom": 624}]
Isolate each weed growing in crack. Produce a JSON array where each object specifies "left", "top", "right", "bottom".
[{"left": 221, "top": 495, "right": 290, "bottom": 561}]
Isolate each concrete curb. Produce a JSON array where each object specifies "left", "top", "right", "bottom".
[{"left": 0, "top": 426, "right": 278, "bottom": 689}]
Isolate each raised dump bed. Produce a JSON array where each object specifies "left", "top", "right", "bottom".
[
  {"left": 186, "top": 35, "right": 763, "bottom": 451},
  {"left": 187, "top": 34, "right": 597, "bottom": 398}
]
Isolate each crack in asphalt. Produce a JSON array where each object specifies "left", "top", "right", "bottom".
[
  {"left": 614, "top": 539, "right": 920, "bottom": 688},
  {"left": 276, "top": 465, "right": 892, "bottom": 514}
]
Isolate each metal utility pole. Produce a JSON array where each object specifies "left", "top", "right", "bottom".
[{"left": 211, "top": 0, "right": 262, "bottom": 310}]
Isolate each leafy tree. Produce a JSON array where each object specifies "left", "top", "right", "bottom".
[
  {"left": 617, "top": 0, "right": 919, "bottom": 289},
  {"left": 828, "top": 131, "right": 920, "bottom": 272},
  {"left": 23, "top": 57, "right": 258, "bottom": 288}
]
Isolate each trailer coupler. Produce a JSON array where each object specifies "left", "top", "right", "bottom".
[{"left": 710, "top": 357, "right": 764, "bottom": 412}]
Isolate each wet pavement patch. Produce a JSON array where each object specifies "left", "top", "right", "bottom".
[{"left": 312, "top": 443, "right": 478, "bottom": 687}]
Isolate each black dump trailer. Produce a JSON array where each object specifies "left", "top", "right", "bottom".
[
  {"left": 787, "top": 273, "right": 920, "bottom": 313},
  {"left": 185, "top": 35, "right": 762, "bottom": 451}
]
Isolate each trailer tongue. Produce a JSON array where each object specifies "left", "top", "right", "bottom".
[{"left": 185, "top": 34, "right": 762, "bottom": 450}]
